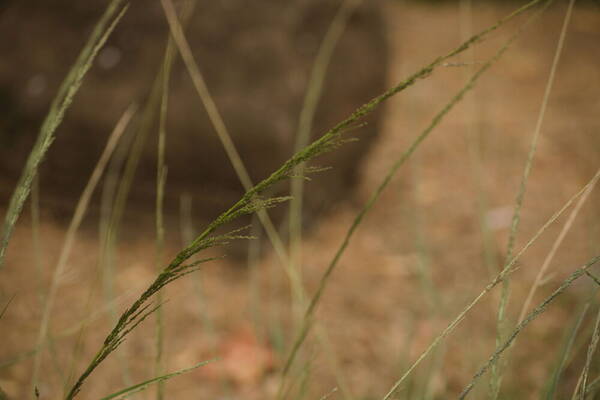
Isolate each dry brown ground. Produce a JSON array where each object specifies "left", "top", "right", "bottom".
[{"left": 1, "top": 2, "right": 600, "bottom": 399}]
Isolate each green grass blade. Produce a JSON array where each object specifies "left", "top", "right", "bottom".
[
  {"left": 491, "top": 0, "right": 576, "bottom": 395},
  {"left": 0, "top": 0, "right": 128, "bottom": 269}
]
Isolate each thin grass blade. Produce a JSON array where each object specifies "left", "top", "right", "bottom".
[
  {"left": 519, "top": 168, "right": 600, "bottom": 324},
  {"left": 289, "top": 0, "right": 362, "bottom": 314},
  {"left": 545, "top": 304, "right": 589, "bottom": 399},
  {"left": 0, "top": 295, "right": 14, "bottom": 322},
  {"left": 576, "top": 305, "right": 600, "bottom": 399},
  {"left": 458, "top": 257, "right": 600, "bottom": 399},
  {"left": 30, "top": 105, "right": 135, "bottom": 397},
  {"left": 0, "top": 0, "right": 128, "bottom": 269},
  {"left": 491, "top": 1, "right": 577, "bottom": 395},
  {"left": 99, "top": 359, "right": 216, "bottom": 400}
]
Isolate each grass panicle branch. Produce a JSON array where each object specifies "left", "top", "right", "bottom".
[
  {"left": 314, "top": 0, "right": 552, "bottom": 141},
  {"left": 67, "top": 220, "right": 261, "bottom": 398}
]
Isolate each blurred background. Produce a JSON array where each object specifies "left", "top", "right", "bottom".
[{"left": 0, "top": 0, "right": 599, "bottom": 399}]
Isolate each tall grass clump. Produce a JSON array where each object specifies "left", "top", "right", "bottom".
[
  {"left": 66, "top": 0, "right": 550, "bottom": 397},
  {"left": 2, "top": 0, "right": 599, "bottom": 398}
]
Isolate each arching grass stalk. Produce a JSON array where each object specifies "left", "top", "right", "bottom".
[
  {"left": 491, "top": 0, "right": 576, "bottom": 396},
  {"left": 67, "top": 68, "right": 353, "bottom": 396},
  {"left": 458, "top": 256, "right": 600, "bottom": 399},
  {"left": 64, "top": 86, "right": 354, "bottom": 399},
  {"left": 278, "top": 1, "right": 551, "bottom": 395},
  {"left": 0, "top": 0, "right": 128, "bottom": 269}
]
